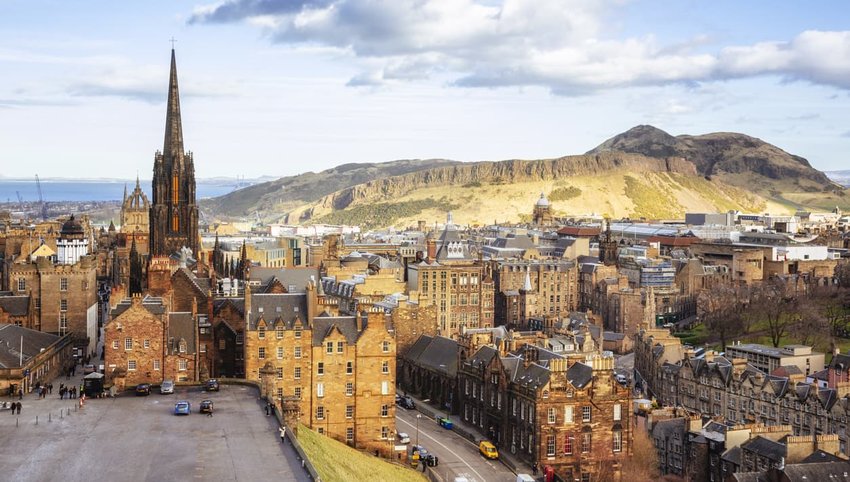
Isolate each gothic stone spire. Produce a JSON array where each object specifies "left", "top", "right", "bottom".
[{"left": 163, "top": 48, "right": 184, "bottom": 160}]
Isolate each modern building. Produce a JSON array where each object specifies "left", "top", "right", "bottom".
[{"left": 725, "top": 343, "right": 825, "bottom": 376}]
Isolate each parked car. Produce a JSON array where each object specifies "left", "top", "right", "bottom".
[
  {"left": 205, "top": 379, "right": 220, "bottom": 392},
  {"left": 83, "top": 364, "right": 96, "bottom": 375},
  {"left": 479, "top": 440, "right": 499, "bottom": 460},
  {"left": 135, "top": 383, "right": 151, "bottom": 396},
  {"left": 397, "top": 395, "right": 415, "bottom": 410},
  {"left": 615, "top": 374, "right": 628, "bottom": 385},
  {"left": 199, "top": 400, "right": 214, "bottom": 414},
  {"left": 437, "top": 417, "right": 453, "bottom": 429},
  {"left": 174, "top": 401, "right": 191, "bottom": 415},
  {"left": 397, "top": 432, "right": 410, "bottom": 444},
  {"left": 160, "top": 380, "right": 175, "bottom": 394}
]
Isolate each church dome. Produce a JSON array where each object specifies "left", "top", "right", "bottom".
[
  {"left": 535, "top": 193, "right": 549, "bottom": 207},
  {"left": 61, "top": 215, "right": 84, "bottom": 236}
]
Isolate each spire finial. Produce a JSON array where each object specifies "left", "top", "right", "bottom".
[
  {"left": 170, "top": 37, "right": 177, "bottom": 50},
  {"left": 163, "top": 47, "right": 184, "bottom": 159}
]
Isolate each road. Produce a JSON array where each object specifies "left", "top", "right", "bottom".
[
  {"left": 396, "top": 406, "right": 516, "bottom": 482},
  {"left": 0, "top": 383, "right": 309, "bottom": 482}
]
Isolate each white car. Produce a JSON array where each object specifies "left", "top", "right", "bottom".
[
  {"left": 160, "top": 380, "right": 175, "bottom": 394},
  {"left": 397, "top": 432, "right": 410, "bottom": 444}
]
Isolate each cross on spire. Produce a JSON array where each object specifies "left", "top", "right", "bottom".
[{"left": 170, "top": 37, "right": 177, "bottom": 50}]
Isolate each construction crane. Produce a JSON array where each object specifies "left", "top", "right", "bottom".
[
  {"left": 15, "top": 191, "right": 24, "bottom": 212},
  {"left": 35, "top": 174, "right": 47, "bottom": 221}
]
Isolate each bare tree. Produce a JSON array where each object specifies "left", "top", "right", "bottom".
[
  {"left": 619, "top": 426, "right": 661, "bottom": 482},
  {"left": 697, "top": 285, "right": 744, "bottom": 351},
  {"left": 750, "top": 279, "right": 798, "bottom": 348},
  {"left": 836, "top": 262, "right": 850, "bottom": 289}
]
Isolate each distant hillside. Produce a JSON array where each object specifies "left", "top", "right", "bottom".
[
  {"left": 207, "top": 126, "right": 849, "bottom": 228},
  {"left": 827, "top": 170, "right": 850, "bottom": 187},
  {"left": 200, "top": 159, "right": 459, "bottom": 219}
]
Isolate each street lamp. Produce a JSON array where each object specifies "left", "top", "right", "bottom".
[{"left": 415, "top": 413, "right": 422, "bottom": 446}]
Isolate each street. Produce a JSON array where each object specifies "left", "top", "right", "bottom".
[
  {"left": 396, "top": 406, "right": 516, "bottom": 482},
  {"left": 0, "top": 383, "right": 309, "bottom": 482}
]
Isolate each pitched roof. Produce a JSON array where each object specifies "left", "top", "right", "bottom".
[
  {"left": 167, "top": 312, "right": 196, "bottom": 354},
  {"left": 741, "top": 436, "right": 785, "bottom": 461},
  {"left": 250, "top": 267, "right": 319, "bottom": 293},
  {"left": 0, "top": 295, "right": 29, "bottom": 316},
  {"left": 0, "top": 324, "right": 63, "bottom": 368},
  {"left": 407, "top": 336, "right": 458, "bottom": 376},
  {"left": 780, "top": 461, "right": 850, "bottom": 481},
  {"left": 311, "top": 316, "right": 360, "bottom": 345},
  {"left": 250, "top": 292, "right": 308, "bottom": 329}
]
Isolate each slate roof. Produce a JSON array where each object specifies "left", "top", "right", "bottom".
[
  {"left": 781, "top": 462, "right": 850, "bottom": 481},
  {"left": 213, "top": 297, "right": 245, "bottom": 316},
  {"left": 111, "top": 295, "right": 167, "bottom": 317},
  {"left": 830, "top": 353, "right": 850, "bottom": 370},
  {"left": 800, "top": 449, "right": 846, "bottom": 464},
  {"left": 406, "top": 335, "right": 458, "bottom": 376},
  {"left": 175, "top": 267, "right": 211, "bottom": 295},
  {"left": 0, "top": 295, "right": 29, "bottom": 316},
  {"left": 311, "top": 316, "right": 360, "bottom": 345},
  {"left": 404, "top": 335, "right": 433, "bottom": 360},
  {"left": 467, "top": 345, "right": 498, "bottom": 368},
  {"left": 249, "top": 267, "right": 319, "bottom": 293},
  {"left": 566, "top": 361, "right": 592, "bottom": 388},
  {"left": 0, "top": 324, "right": 62, "bottom": 368},
  {"left": 250, "top": 293, "right": 308, "bottom": 329},
  {"left": 741, "top": 436, "right": 785, "bottom": 462},
  {"left": 167, "top": 312, "right": 196, "bottom": 354},
  {"left": 652, "top": 417, "right": 686, "bottom": 443}
]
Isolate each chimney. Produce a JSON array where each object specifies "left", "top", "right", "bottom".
[
  {"left": 306, "top": 280, "right": 317, "bottom": 322},
  {"left": 426, "top": 238, "right": 436, "bottom": 261},
  {"left": 356, "top": 311, "right": 365, "bottom": 332}
]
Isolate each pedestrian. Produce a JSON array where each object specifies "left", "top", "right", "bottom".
[
  {"left": 16, "top": 402, "right": 21, "bottom": 415},
  {"left": 18, "top": 388, "right": 22, "bottom": 400},
  {"left": 48, "top": 384, "right": 53, "bottom": 395},
  {"left": 8, "top": 403, "right": 14, "bottom": 415},
  {"left": 265, "top": 403, "right": 270, "bottom": 416},
  {"left": 279, "top": 426, "right": 286, "bottom": 443},
  {"left": 532, "top": 462, "right": 538, "bottom": 475}
]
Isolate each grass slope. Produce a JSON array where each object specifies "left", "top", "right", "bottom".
[{"left": 297, "top": 425, "right": 427, "bottom": 482}]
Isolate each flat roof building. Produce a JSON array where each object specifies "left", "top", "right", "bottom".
[{"left": 725, "top": 343, "right": 825, "bottom": 376}]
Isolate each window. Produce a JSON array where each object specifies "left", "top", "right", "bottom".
[
  {"left": 547, "top": 435, "right": 556, "bottom": 457},
  {"left": 326, "top": 341, "right": 334, "bottom": 354},
  {"left": 317, "top": 362, "right": 324, "bottom": 375},
  {"left": 316, "top": 406, "right": 325, "bottom": 420},
  {"left": 613, "top": 430, "right": 623, "bottom": 453},
  {"left": 60, "top": 299, "right": 68, "bottom": 312},
  {"left": 381, "top": 361, "right": 389, "bottom": 374},
  {"left": 565, "top": 406, "right": 574, "bottom": 424},
  {"left": 258, "top": 325, "right": 266, "bottom": 339},
  {"left": 128, "top": 360, "right": 137, "bottom": 371},
  {"left": 346, "top": 405, "right": 354, "bottom": 419},
  {"left": 581, "top": 432, "right": 592, "bottom": 453},
  {"left": 294, "top": 387, "right": 302, "bottom": 399},
  {"left": 346, "top": 427, "right": 354, "bottom": 442},
  {"left": 294, "top": 346, "right": 302, "bottom": 358},
  {"left": 613, "top": 403, "right": 622, "bottom": 422},
  {"left": 153, "top": 360, "right": 160, "bottom": 370},
  {"left": 60, "top": 278, "right": 68, "bottom": 291},
  {"left": 59, "top": 313, "right": 67, "bottom": 334},
  {"left": 346, "top": 382, "right": 354, "bottom": 396},
  {"left": 548, "top": 407, "right": 556, "bottom": 424},
  {"left": 337, "top": 341, "right": 344, "bottom": 353},
  {"left": 236, "top": 333, "right": 244, "bottom": 345},
  {"left": 294, "top": 367, "right": 301, "bottom": 379},
  {"left": 112, "top": 340, "right": 118, "bottom": 350},
  {"left": 294, "top": 330, "right": 301, "bottom": 339},
  {"left": 125, "top": 337, "right": 133, "bottom": 350},
  {"left": 381, "top": 405, "right": 389, "bottom": 417},
  {"left": 276, "top": 388, "right": 283, "bottom": 399},
  {"left": 277, "top": 347, "right": 284, "bottom": 359},
  {"left": 564, "top": 434, "right": 573, "bottom": 455},
  {"left": 381, "top": 426, "right": 389, "bottom": 439},
  {"left": 276, "top": 367, "right": 283, "bottom": 380},
  {"left": 178, "top": 359, "right": 187, "bottom": 371},
  {"left": 582, "top": 406, "right": 591, "bottom": 423},
  {"left": 179, "top": 341, "right": 187, "bottom": 353},
  {"left": 381, "top": 381, "right": 389, "bottom": 395},
  {"left": 276, "top": 326, "right": 284, "bottom": 339},
  {"left": 219, "top": 339, "right": 226, "bottom": 350},
  {"left": 143, "top": 339, "right": 150, "bottom": 349},
  {"left": 382, "top": 341, "right": 390, "bottom": 353},
  {"left": 258, "top": 347, "right": 265, "bottom": 359},
  {"left": 317, "top": 383, "right": 324, "bottom": 398},
  {"left": 17, "top": 278, "right": 25, "bottom": 291},
  {"left": 35, "top": 298, "right": 40, "bottom": 310},
  {"left": 346, "top": 361, "right": 353, "bottom": 375}
]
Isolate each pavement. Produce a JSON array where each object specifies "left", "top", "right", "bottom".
[
  {"left": 395, "top": 396, "right": 524, "bottom": 482},
  {"left": 0, "top": 379, "right": 310, "bottom": 482}
]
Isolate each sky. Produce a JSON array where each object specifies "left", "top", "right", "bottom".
[{"left": 1, "top": 0, "right": 849, "bottom": 180}]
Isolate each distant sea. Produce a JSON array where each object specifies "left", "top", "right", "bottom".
[{"left": 0, "top": 180, "right": 237, "bottom": 203}]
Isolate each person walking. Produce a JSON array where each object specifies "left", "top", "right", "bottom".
[
  {"left": 9, "top": 403, "right": 14, "bottom": 415},
  {"left": 18, "top": 388, "right": 23, "bottom": 400},
  {"left": 16, "top": 402, "right": 21, "bottom": 415},
  {"left": 279, "top": 426, "right": 286, "bottom": 443}
]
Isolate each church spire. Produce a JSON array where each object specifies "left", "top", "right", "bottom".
[{"left": 163, "top": 48, "right": 184, "bottom": 159}]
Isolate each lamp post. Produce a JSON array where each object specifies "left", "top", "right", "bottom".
[{"left": 415, "top": 413, "right": 422, "bottom": 446}]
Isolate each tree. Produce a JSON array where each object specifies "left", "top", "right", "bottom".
[
  {"left": 837, "top": 262, "right": 850, "bottom": 289},
  {"left": 753, "top": 279, "right": 796, "bottom": 348},
  {"left": 697, "top": 284, "right": 744, "bottom": 351},
  {"left": 619, "top": 426, "right": 660, "bottom": 482}
]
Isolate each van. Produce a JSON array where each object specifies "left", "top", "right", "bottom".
[{"left": 478, "top": 440, "right": 499, "bottom": 460}]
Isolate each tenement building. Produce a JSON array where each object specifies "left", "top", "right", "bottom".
[
  {"left": 149, "top": 49, "right": 199, "bottom": 258},
  {"left": 243, "top": 279, "right": 398, "bottom": 454}
]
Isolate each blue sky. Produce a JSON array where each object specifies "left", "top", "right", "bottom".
[{"left": 1, "top": 0, "right": 848, "bottom": 180}]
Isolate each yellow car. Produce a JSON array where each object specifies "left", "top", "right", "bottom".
[{"left": 478, "top": 441, "right": 499, "bottom": 460}]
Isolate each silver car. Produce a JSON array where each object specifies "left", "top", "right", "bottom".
[{"left": 160, "top": 380, "right": 175, "bottom": 394}]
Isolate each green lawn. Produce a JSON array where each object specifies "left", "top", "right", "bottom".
[{"left": 296, "top": 425, "right": 427, "bottom": 482}]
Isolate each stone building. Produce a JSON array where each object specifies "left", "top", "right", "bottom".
[
  {"left": 0, "top": 323, "right": 73, "bottom": 396},
  {"left": 149, "top": 49, "right": 199, "bottom": 258},
  {"left": 104, "top": 295, "right": 198, "bottom": 389},
  {"left": 532, "top": 193, "right": 554, "bottom": 226},
  {"left": 493, "top": 259, "right": 579, "bottom": 327},
  {"left": 243, "top": 282, "right": 397, "bottom": 454},
  {"left": 120, "top": 176, "right": 151, "bottom": 256}
]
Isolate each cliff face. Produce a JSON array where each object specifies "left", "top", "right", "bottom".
[
  {"left": 588, "top": 125, "right": 836, "bottom": 187},
  {"left": 312, "top": 151, "right": 697, "bottom": 212}
]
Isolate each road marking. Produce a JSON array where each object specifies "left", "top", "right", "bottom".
[{"left": 396, "top": 416, "right": 486, "bottom": 482}]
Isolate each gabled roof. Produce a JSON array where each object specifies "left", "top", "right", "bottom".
[
  {"left": 168, "top": 312, "right": 196, "bottom": 354},
  {"left": 781, "top": 461, "right": 850, "bottom": 481},
  {"left": 407, "top": 335, "right": 458, "bottom": 376},
  {"left": 311, "top": 316, "right": 360, "bottom": 345},
  {"left": 250, "top": 292, "right": 308, "bottom": 329},
  {"left": 0, "top": 295, "right": 29, "bottom": 316},
  {"left": 741, "top": 436, "right": 785, "bottom": 461},
  {"left": 566, "top": 361, "right": 593, "bottom": 389},
  {"left": 213, "top": 297, "right": 245, "bottom": 316}
]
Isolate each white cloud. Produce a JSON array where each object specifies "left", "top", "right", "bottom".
[{"left": 189, "top": 0, "right": 850, "bottom": 94}]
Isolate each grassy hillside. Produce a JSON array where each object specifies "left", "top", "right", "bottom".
[{"left": 297, "top": 425, "right": 426, "bottom": 482}]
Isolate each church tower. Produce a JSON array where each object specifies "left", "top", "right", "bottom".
[{"left": 150, "top": 49, "right": 199, "bottom": 257}]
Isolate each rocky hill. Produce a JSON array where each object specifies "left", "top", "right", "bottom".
[{"left": 208, "top": 126, "right": 848, "bottom": 228}]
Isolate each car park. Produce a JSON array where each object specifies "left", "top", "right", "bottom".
[
  {"left": 200, "top": 400, "right": 214, "bottom": 414},
  {"left": 135, "top": 383, "right": 151, "bottom": 396},
  {"left": 479, "top": 441, "right": 499, "bottom": 460},
  {"left": 205, "top": 379, "right": 220, "bottom": 392},
  {"left": 174, "top": 401, "right": 191, "bottom": 415},
  {"left": 160, "top": 380, "right": 174, "bottom": 394}
]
